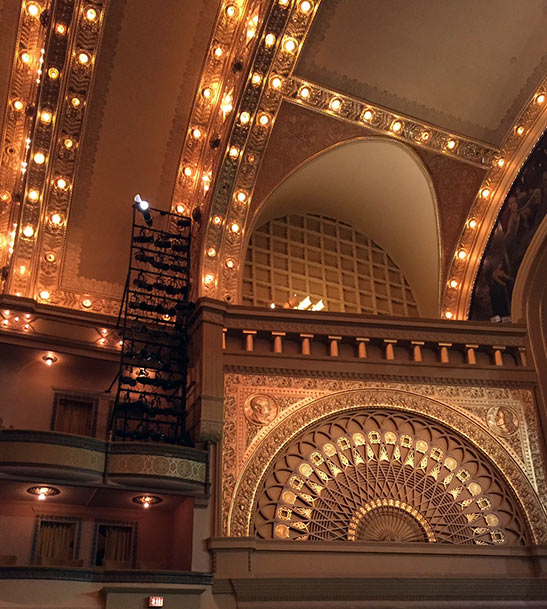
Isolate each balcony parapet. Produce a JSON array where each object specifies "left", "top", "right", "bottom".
[
  {"left": 221, "top": 304, "right": 533, "bottom": 377},
  {"left": 0, "top": 430, "right": 207, "bottom": 492}
]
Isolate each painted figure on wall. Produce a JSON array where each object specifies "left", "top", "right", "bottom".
[{"left": 471, "top": 132, "right": 547, "bottom": 320}]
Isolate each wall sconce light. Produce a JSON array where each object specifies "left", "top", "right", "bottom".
[{"left": 27, "top": 486, "right": 60, "bottom": 500}]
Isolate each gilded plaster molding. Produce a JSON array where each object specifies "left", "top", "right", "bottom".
[{"left": 222, "top": 377, "right": 547, "bottom": 543}]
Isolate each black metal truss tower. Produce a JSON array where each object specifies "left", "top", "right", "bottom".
[{"left": 110, "top": 205, "right": 192, "bottom": 445}]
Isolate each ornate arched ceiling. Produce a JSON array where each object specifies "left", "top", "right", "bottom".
[
  {"left": 0, "top": 0, "right": 545, "bottom": 319},
  {"left": 246, "top": 139, "right": 441, "bottom": 316}
]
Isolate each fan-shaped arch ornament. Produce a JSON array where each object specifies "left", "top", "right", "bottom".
[{"left": 227, "top": 390, "right": 547, "bottom": 544}]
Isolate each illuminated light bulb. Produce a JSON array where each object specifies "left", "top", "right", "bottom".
[
  {"left": 213, "top": 46, "right": 223, "bottom": 58},
  {"left": 446, "top": 139, "right": 456, "bottom": 150},
  {"left": 279, "top": 0, "right": 289, "bottom": 5},
  {"left": 258, "top": 112, "right": 271, "bottom": 126},
  {"left": 28, "top": 189, "right": 40, "bottom": 201},
  {"left": 330, "top": 98, "right": 342, "bottom": 111},
  {"left": 225, "top": 4, "right": 236, "bottom": 17},
  {"left": 176, "top": 204, "right": 185, "bottom": 214},
  {"left": 55, "top": 23, "right": 66, "bottom": 35},
  {"left": 24, "top": 324, "right": 30, "bottom": 330},
  {"left": 251, "top": 72, "right": 262, "bottom": 85},
  {"left": 481, "top": 188, "right": 491, "bottom": 199},
  {"left": 1, "top": 320, "right": 7, "bottom": 327},
  {"left": 64, "top": 137, "right": 74, "bottom": 149},
  {"left": 230, "top": 222, "right": 240, "bottom": 233},
  {"left": 235, "top": 190, "right": 247, "bottom": 203},
  {"left": 213, "top": 215, "right": 222, "bottom": 225},
  {"left": 26, "top": 2, "right": 41, "bottom": 17},
  {"left": 98, "top": 337, "right": 106, "bottom": 344},
  {"left": 39, "top": 289, "right": 50, "bottom": 300},
  {"left": 497, "top": 158, "right": 505, "bottom": 167},
  {"left": 81, "top": 298, "right": 92, "bottom": 308},
  {"left": 25, "top": 314, "right": 31, "bottom": 320},
  {"left": 449, "top": 279, "right": 458, "bottom": 289},
  {"left": 33, "top": 151, "right": 45, "bottom": 164},
  {"left": 225, "top": 258, "right": 235, "bottom": 269},
  {"left": 12, "top": 99, "right": 24, "bottom": 111},
  {"left": 101, "top": 328, "right": 108, "bottom": 335},
  {"left": 50, "top": 213, "right": 62, "bottom": 225},
  {"left": 202, "top": 173, "right": 211, "bottom": 192},
  {"left": 265, "top": 33, "right": 276, "bottom": 47},
  {"left": 192, "top": 127, "right": 202, "bottom": 139},
  {"left": 239, "top": 111, "right": 250, "bottom": 124},
  {"left": 48, "top": 67, "right": 59, "bottom": 79},
  {"left": 45, "top": 252, "right": 56, "bottom": 262},
  {"left": 300, "top": 0, "right": 313, "bottom": 12},
  {"left": 468, "top": 219, "right": 478, "bottom": 229},
  {"left": 207, "top": 247, "right": 217, "bottom": 257},
  {"left": 204, "top": 273, "right": 214, "bottom": 285},
  {"left": 20, "top": 265, "right": 26, "bottom": 275},
  {"left": 283, "top": 37, "right": 297, "bottom": 53},
  {"left": 270, "top": 303, "right": 276, "bottom": 309},
  {"left": 78, "top": 51, "right": 90, "bottom": 65},
  {"left": 20, "top": 51, "right": 32, "bottom": 64},
  {"left": 270, "top": 76, "right": 282, "bottom": 89},
  {"left": 22, "top": 225, "right": 34, "bottom": 238},
  {"left": 299, "top": 86, "right": 310, "bottom": 99},
  {"left": 445, "top": 311, "right": 453, "bottom": 320},
  {"left": 536, "top": 93, "right": 545, "bottom": 105},
  {"left": 229, "top": 145, "right": 240, "bottom": 158},
  {"left": 85, "top": 7, "right": 98, "bottom": 21},
  {"left": 421, "top": 131, "right": 430, "bottom": 141},
  {"left": 201, "top": 86, "right": 212, "bottom": 99},
  {"left": 391, "top": 120, "right": 403, "bottom": 133},
  {"left": 118, "top": 340, "right": 123, "bottom": 346},
  {"left": 38, "top": 491, "right": 46, "bottom": 500},
  {"left": 457, "top": 249, "right": 467, "bottom": 260},
  {"left": 144, "top": 501, "right": 150, "bottom": 509},
  {"left": 362, "top": 108, "right": 374, "bottom": 121},
  {"left": 183, "top": 166, "right": 193, "bottom": 177},
  {"left": 0, "top": 191, "right": 10, "bottom": 202},
  {"left": 3, "top": 310, "right": 9, "bottom": 316},
  {"left": 71, "top": 96, "right": 81, "bottom": 107},
  {"left": 40, "top": 110, "right": 52, "bottom": 124},
  {"left": 516, "top": 125, "right": 525, "bottom": 136},
  {"left": 220, "top": 93, "right": 233, "bottom": 115},
  {"left": 247, "top": 153, "right": 255, "bottom": 163}
]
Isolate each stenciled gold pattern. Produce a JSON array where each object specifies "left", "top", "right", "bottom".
[{"left": 108, "top": 453, "right": 206, "bottom": 483}]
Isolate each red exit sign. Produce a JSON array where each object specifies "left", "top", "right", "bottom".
[{"left": 148, "top": 597, "right": 164, "bottom": 607}]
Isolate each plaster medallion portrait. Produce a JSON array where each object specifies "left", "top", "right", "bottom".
[
  {"left": 244, "top": 394, "right": 279, "bottom": 426},
  {"left": 487, "top": 406, "right": 519, "bottom": 437}
]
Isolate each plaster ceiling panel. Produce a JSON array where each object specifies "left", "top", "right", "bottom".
[
  {"left": 61, "top": 0, "right": 218, "bottom": 298},
  {"left": 0, "top": 0, "right": 23, "bottom": 142},
  {"left": 296, "top": 0, "right": 547, "bottom": 145}
]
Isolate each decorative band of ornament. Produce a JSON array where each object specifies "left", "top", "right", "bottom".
[
  {"left": 0, "top": 442, "right": 105, "bottom": 473},
  {"left": 441, "top": 77, "right": 547, "bottom": 320},
  {"left": 285, "top": 76, "right": 498, "bottom": 169},
  {"left": 108, "top": 453, "right": 207, "bottom": 483},
  {"left": 347, "top": 499, "right": 436, "bottom": 543}
]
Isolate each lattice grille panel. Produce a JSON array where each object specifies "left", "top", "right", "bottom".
[
  {"left": 243, "top": 214, "right": 418, "bottom": 315},
  {"left": 253, "top": 409, "right": 530, "bottom": 545}
]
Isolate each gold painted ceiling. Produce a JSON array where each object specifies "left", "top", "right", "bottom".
[{"left": 0, "top": 0, "right": 545, "bottom": 319}]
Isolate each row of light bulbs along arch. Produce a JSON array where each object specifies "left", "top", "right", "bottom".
[{"left": 1, "top": 2, "right": 103, "bottom": 304}]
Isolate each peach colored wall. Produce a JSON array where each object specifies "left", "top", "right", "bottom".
[
  {"left": 172, "top": 498, "right": 195, "bottom": 570},
  {"left": 0, "top": 342, "right": 117, "bottom": 437},
  {"left": 0, "top": 500, "right": 194, "bottom": 569}
]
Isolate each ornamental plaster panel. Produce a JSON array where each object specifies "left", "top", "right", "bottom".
[{"left": 222, "top": 373, "right": 547, "bottom": 543}]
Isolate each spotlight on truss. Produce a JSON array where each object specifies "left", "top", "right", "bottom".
[{"left": 134, "top": 194, "right": 152, "bottom": 226}]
